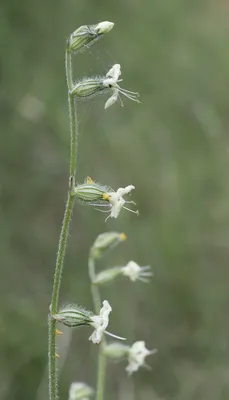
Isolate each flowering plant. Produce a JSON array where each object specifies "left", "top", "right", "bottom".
[{"left": 48, "top": 19, "right": 156, "bottom": 400}]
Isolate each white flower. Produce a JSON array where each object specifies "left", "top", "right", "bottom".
[
  {"left": 121, "top": 261, "right": 153, "bottom": 282},
  {"left": 69, "top": 382, "right": 94, "bottom": 400},
  {"left": 126, "top": 341, "right": 157, "bottom": 375},
  {"left": 103, "top": 64, "right": 140, "bottom": 109},
  {"left": 103, "top": 185, "right": 139, "bottom": 221},
  {"left": 89, "top": 300, "right": 111, "bottom": 344},
  {"left": 89, "top": 300, "right": 126, "bottom": 344}
]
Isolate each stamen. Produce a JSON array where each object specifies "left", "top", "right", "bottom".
[
  {"left": 119, "top": 87, "right": 140, "bottom": 95},
  {"left": 94, "top": 208, "right": 111, "bottom": 213},
  {"left": 141, "top": 266, "right": 151, "bottom": 271},
  {"left": 138, "top": 277, "right": 150, "bottom": 283},
  {"left": 118, "top": 92, "right": 124, "bottom": 107},
  {"left": 105, "top": 214, "right": 111, "bottom": 222},
  {"left": 140, "top": 272, "right": 153, "bottom": 277},
  {"left": 123, "top": 206, "right": 139, "bottom": 215},
  {"left": 104, "top": 330, "right": 126, "bottom": 340},
  {"left": 117, "top": 88, "right": 140, "bottom": 102},
  {"left": 125, "top": 200, "right": 137, "bottom": 205}
]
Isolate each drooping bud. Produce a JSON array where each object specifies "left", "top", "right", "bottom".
[
  {"left": 91, "top": 232, "right": 127, "bottom": 259},
  {"left": 69, "top": 382, "right": 94, "bottom": 400},
  {"left": 104, "top": 342, "right": 129, "bottom": 359},
  {"left": 69, "top": 21, "right": 114, "bottom": 52},
  {"left": 73, "top": 180, "right": 110, "bottom": 205},
  {"left": 93, "top": 267, "right": 123, "bottom": 285}
]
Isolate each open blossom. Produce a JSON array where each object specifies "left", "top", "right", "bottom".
[
  {"left": 102, "top": 185, "right": 139, "bottom": 221},
  {"left": 52, "top": 300, "right": 125, "bottom": 345},
  {"left": 89, "top": 300, "right": 111, "bottom": 344},
  {"left": 103, "top": 64, "right": 140, "bottom": 109},
  {"left": 69, "top": 382, "right": 94, "bottom": 400},
  {"left": 126, "top": 341, "right": 157, "bottom": 375},
  {"left": 74, "top": 179, "right": 138, "bottom": 221},
  {"left": 89, "top": 300, "right": 126, "bottom": 344},
  {"left": 71, "top": 64, "right": 140, "bottom": 109},
  {"left": 121, "top": 261, "right": 153, "bottom": 282}
]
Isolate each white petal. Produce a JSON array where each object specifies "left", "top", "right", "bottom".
[
  {"left": 89, "top": 300, "right": 112, "bottom": 344},
  {"left": 105, "top": 91, "right": 119, "bottom": 109},
  {"left": 117, "top": 185, "right": 135, "bottom": 197},
  {"left": 106, "top": 64, "right": 121, "bottom": 80}
]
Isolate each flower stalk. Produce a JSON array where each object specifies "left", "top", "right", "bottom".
[
  {"left": 48, "top": 39, "right": 78, "bottom": 400},
  {"left": 88, "top": 255, "right": 106, "bottom": 400}
]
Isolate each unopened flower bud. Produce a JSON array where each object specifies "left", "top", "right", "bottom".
[
  {"left": 91, "top": 232, "right": 126, "bottom": 259},
  {"left": 93, "top": 267, "right": 123, "bottom": 285},
  {"left": 69, "top": 21, "right": 114, "bottom": 52},
  {"left": 74, "top": 180, "right": 109, "bottom": 205},
  {"left": 104, "top": 342, "right": 129, "bottom": 359},
  {"left": 69, "top": 382, "right": 94, "bottom": 400},
  {"left": 95, "top": 21, "right": 114, "bottom": 34}
]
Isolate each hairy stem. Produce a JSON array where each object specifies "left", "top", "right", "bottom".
[
  {"left": 66, "top": 44, "right": 78, "bottom": 177},
  {"left": 48, "top": 45, "right": 78, "bottom": 400},
  {"left": 88, "top": 256, "right": 106, "bottom": 400}
]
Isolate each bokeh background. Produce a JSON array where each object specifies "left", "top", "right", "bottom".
[{"left": 1, "top": 0, "right": 229, "bottom": 399}]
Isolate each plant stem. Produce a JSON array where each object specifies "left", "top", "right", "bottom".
[
  {"left": 88, "top": 256, "right": 102, "bottom": 314},
  {"left": 96, "top": 346, "right": 107, "bottom": 400},
  {"left": 88, "top": 256, "right": 106, "bottom": 400},
  {"left": 48, "top": 45, "right": 78, "bottom": 400},
  {"left": 65, "top": 44, "right": 78, "bottom": 177}
]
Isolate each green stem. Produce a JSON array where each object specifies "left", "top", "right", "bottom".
[
  {"left": 88, "top": 256, "right": 106, "bottom": 400},
  {"left": 66, "top": 45, "right": 78, "bottom": 177},
  {"left": 48, "top": 45, "right": 78, "bottom": 400},
  {"left": 88, "top": 256, "right": 102, "bottom": 314},
  {"left": 96, "top": 346, "right": 107, "bottom": 400}
]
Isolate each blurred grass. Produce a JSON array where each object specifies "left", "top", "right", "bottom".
[{"left": 1, "top": 0, "right": 229, "bottom": 399}]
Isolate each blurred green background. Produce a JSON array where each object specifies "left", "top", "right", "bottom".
[{"left": 1, "top": 0, "right": 229, "bottom": 399}]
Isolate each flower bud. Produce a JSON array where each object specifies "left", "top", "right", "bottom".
[
  {"left": 95, "top": 21, "right": 114, "bottom": 34},
  {"left": 69, "top": 21, "right": 114, "bottom": 52},
  {"left": 70, "top": 78, "right": 105, "bottom": 98},
  {"left": 91, "top": 232, "right": 127, "bottom": 259},
  {"left": 73, "top": 181, "right": 110, "bottom": 205},
  {"left": 104, "top": 342, "right": 129, "bottom": 359},
  {"left": 93, "top": 267, "right": 123, "bottom": 285},
  {"left": 69, "top": 382, "right": 94, "bottom": 400}
]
